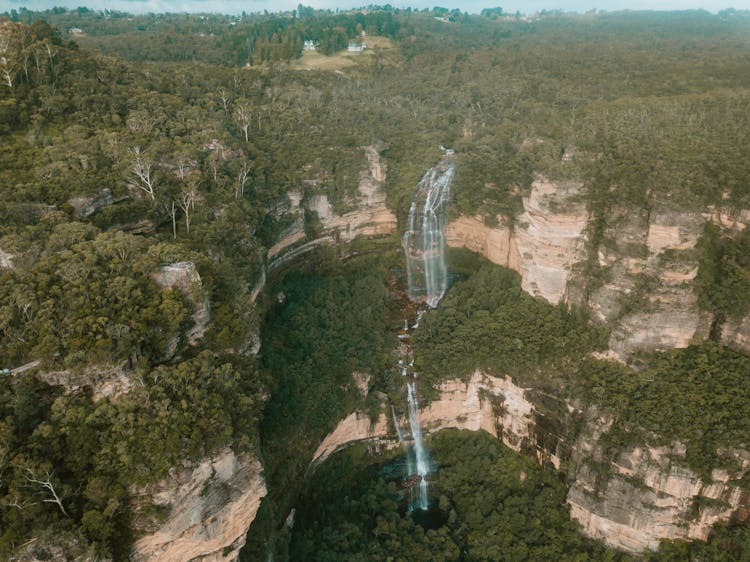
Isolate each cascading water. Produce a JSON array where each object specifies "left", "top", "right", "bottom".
[
  {"left": 406, "top": 381, "right": 430, "bottom": 510},
  {"left": 403, "top": 156, "right": 455, "bottom": 308},
  {"left": 393, "top": 152, "right": 454, "bottom": 511},
  {"left": 391, "top": 405, "right": 414, "bottom": 475}
]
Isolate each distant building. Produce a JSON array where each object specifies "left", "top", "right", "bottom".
[
  {"left": 347, "top": 41, "right": 366, "bottom": 53},
  {"left": 68, "top": 27, "right": 84, "bottom": 35},
  {"left": 303, "top": 40, "right": 317, "bottom": 51}
]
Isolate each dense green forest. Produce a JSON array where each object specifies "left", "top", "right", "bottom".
[
  {"left": 1, "top": 5, "right": 750, "bottom": 560},
  {"left": 292, "top": 430, "right": 631, "bottom": 561},
  {"left": 413, "top": 256, "right": 608, "bottom": 390},
  {"left": 414, "top": 256, "right": 750, "bottom": 476},
  {"left": 293, "top": 430, "right": 750, "bottom": 561},
  {"left": 243, "top": 253, "right": 395, "bottom": 560}
]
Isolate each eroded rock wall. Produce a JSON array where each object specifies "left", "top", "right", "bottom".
[
  {"left": 514, "top": 177, "right": 588, "bottom": 304},
  {"left": 152, "top": 261, "right": 211, "bottom": 348},
  {"left": 446, "top": 178, "right": 730, "bottom": 359},
  {"left": 314, "top": 370, "right": 749, "bottom": 553},
  {"left": 268, "top": 145, "right": 396, "bottom": 267},
  {"left": 133, "top": 449, "right": 266, "bottom": 562}
]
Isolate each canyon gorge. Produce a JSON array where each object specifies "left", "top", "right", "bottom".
[{"left": 119, "top": 152, "right": 750, "bottom": 559}]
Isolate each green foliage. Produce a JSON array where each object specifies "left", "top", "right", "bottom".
[
  {"left": 695, "top": 223, "right": 750, "bottom": 321},
  {"left": 452, "top": 135, "right": 530, "bottom": 221},
  {"left": 243, "top": 259, "right": 393, "bottom": 558},
  {"left": 291, "top": 430, "right": 630, "bottom": 561},
  {"left": 0, "top": 228, "right": 189, "bottom": 366},
  {"left": 573, "top": 343, "right": 750, "bottom": 476},
  {"left": 0, "top": 352, "right": 262, "bottom": 559},
  {"left": 413, "top": 263, "right": 607, "bottom": 388},
  {"left": 2, "top": 8, "right": 750, "bottom": 559},
  {"left": 650, "top": 521, "right": 750, "bottom": 561}
]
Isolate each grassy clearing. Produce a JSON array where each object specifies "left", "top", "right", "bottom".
[{"left": 287, "top": 35, "right": 400, "bottom": 72}]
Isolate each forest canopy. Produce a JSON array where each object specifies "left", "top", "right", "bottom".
[{"left": 0, "top": 6, "right": 749, "bottom": 560}]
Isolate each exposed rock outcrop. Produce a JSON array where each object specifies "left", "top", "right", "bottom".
[
  {"left": 301, "top": 145, "right": 396, "bottom": 243},
  {"left": 446, "top": 179, "right": 723, "bottom": 359},
  {"left": 569, "top": 442, "right": 750, "bottom": 552},
  {"left": 0, "top": 246, "right": 13, "bottom": 269},
  {"left": 133, "top": 449, "right": 266, "bottom": 562},
  {"left": 445, "top": 215, "right": 518, "bottom": 269},
  {"left": 514, "top": 177, "right": 588, "bottom": 304},
  {"left": 314, "top": 371, "right": 749, "bottom": 553},
  {"left": 720, "top": 314, "right": 750, "bottom": 354},
  {"left": 598, "top": 211, "right": 708, "bottom": 358},
  {"left": 268, "top": 145, "right": 396, "bottom": 267},
  {"left": 313, "top": 411, "right": 389, "bottom": 465},
  {"left": 35, "top": 363, "right": 132, "bottom": 401},
  {"left": 447, "top": 176, "right": 587, "bottom": 305},
  {"left": 153, "top": 262, "right": 210, "bottom": 348},
  {"left": 68, "top": 188, "right": 128, "bottom": 218}
]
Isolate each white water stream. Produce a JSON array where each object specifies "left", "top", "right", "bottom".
[
  {"left": 406, "top": 380, "right": 430, "bottom": 510},
  {"left": 395, "top": 153, "right": 454, "bottom": 510},
  {"left": 403, "top": 157, "right": 455, "bottom": 308}
]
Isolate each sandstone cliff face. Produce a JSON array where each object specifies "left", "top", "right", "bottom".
[
  {"left": 152, "top": 261, "right": 211, "bottom": 349},
  {"left": 514, "top": 177, "right": 588, "bottom": 304},
  {"left": 720, "top": 315, "right": 750, "bottom": 353},
  {"left": 599, "top": 210, "right": 711, "bottom": 359},
  {"left": 568, "top": 442, "right": 750, "bottom": 552},
  {"left": 446, "top": 177, "right": 586, "bottom": 305},
  {"left": 445, "top": 215, "right": 517, "bottom": 269},
  {"left": 133, "top": 449, "right": 266, "bottom": 562},
  {"left": 446, "top": 178, "right": 729, "bottom": 359},
  {"left": 314, "top": 371, "right": 749, "bottom": 553},
  {"left": 268, "top": 145, "right": 396, "bottom": 266},
  {"left": 447, "top": 176, "right": 586, "bottom": 305}
]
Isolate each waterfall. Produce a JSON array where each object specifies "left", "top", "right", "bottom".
[
  {"left": 393, "top": 153, "right": 454, "bottom": 511},
  {"left": 391, "top": 405, "right": 414, "bottom": 475},
  {"left": 406, "top": 380, "right": 430, "bottom": 510},
  {"left": 403, "top": 157, "right": 455, "bottom": 308}
]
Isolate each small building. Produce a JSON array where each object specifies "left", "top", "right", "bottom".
[
  {"left": 68, "top": 27, "right": 84, "bottom": 35},
  {"left": 303, "top": 40, "right": 317, "bottom": 51},
  {"left": 347, "top": 41, "right": 366, "bottom": 53}
]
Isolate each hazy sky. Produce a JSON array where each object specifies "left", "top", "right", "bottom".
[{"left": 3, "top": 0, "right": 747, "bottom": 15}]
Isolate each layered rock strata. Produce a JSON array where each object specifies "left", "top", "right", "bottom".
[
  {"left": 445, "top": 178, "right": 731, "bottom": 359},
  {"left": 314, "top": 371, "right": 749, "bottom": 553},
  {"left": 133, "top": 449, "right": 266, "bottom": 562},
  {"left": 268, "top": 145, "right": 396, "bottom": 266}
]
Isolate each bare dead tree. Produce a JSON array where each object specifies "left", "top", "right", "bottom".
[
  {"left": 170, "top": 199, "right": 178, "bottom": 239},
  {"left": 234, "top": 104, "right": 251, "bottom": 143},
  {"left": 43, "top": 41, "right": 57, "bottom": 83},
  {"left": 129, "top": 146, "right": 156, "bottom": 201},
  {"left": 217, "top": 87, "right": 231, "bottom": 117},
  {"left": 0, "top": 24, "right": 19, "bottom": 89},
  {"left": 236, "top": 161, "right": 252, "bottom": 200},
  {"left": 178, "top": 190, "right": 195, "bottom": 235},
  {"left": 25, "top": 468, "right": 68, "bottom": 516},
  {"left": 0, "top": 56, "right": 15, "bottom": 89},
  {"left": 7, "top": 495, "right": 37, "bottom": 510}
]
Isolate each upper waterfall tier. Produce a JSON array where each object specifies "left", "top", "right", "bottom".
[{"left": 403, "top": 156, "right": 455, "bottom": 308}]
